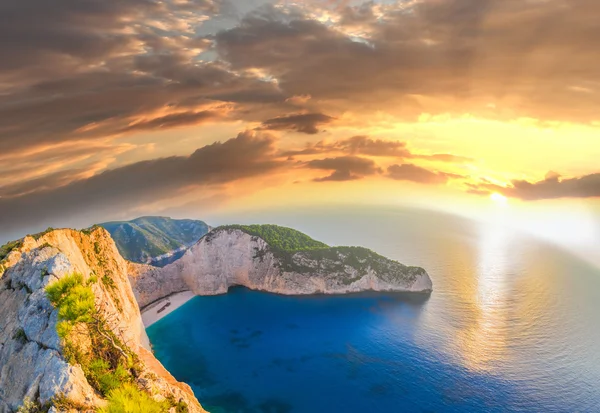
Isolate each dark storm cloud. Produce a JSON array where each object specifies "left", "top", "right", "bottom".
[
  {"left": 257, "top": 113, "right": 335, "bottom": 134},
  {"left": 0, "top": 132, "right": 282, "bottom": 237},
  {"left": 215, "top": 0, "right": 600, "bottom": 122},
  {"left": 477, "top": 172, "right": 600, "bottom": 200},
  {"left": 306, "top": 156, "right": 382, "bottom": 181},
  {"left": 387, "top": 164, "right": 456, "bottom": 185}
]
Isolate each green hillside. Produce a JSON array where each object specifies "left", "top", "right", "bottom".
[
  {"left": 99, "top": 216, "right": 209, "bottom": 265},
  {"left": 215, "top": 224, "right": 328, "bottom": 252}
]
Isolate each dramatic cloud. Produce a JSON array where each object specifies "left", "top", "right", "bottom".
[
  {"left": 0, "top": 132, "right": 282, "bottom": 238},
  {"left": 306, "top": 156, "right": 382, "bottom": 181},
  {"left": 387, "top": 164, "right": 458, "bottom": 185},
  {"left": 281, "top": 135, "right": 470, "bottom": 163},
  {"left": 281, "top": 135, "right": 410, "bottom": 157},
  {"left": 257, "top": 113, "right": 335, "bottom": 134},
  {"left": 215, "top": 0, "right": 600, "bottom": 122},
  {"left": 0, "top": 0, "right": 598, "bottom": 241},
  {"left": 334, "top": 136, "right": 410, "bottom": 157},
  {"left": 477, "top": 172, "right": 600, "bottom": 200}
]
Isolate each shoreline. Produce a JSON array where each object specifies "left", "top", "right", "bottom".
[
  {"left": 141, "top": 290, "right": 196, "bottom": 327},
  {"left": 140, "top": 286, "right": 432, "bottom": 328}
]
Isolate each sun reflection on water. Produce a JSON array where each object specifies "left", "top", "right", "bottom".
[{"left": 450, "top": 222, "right": 516, "bottom": 372}]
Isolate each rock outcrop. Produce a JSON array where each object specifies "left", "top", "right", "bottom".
[
  {"left": 0, "top": 228, "right": 206, "bottom": 413},
  {"left": 130, "top": 227, "right": 432, "bottom": 309}
]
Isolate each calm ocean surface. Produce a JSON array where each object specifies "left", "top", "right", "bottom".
[{"left": 147, "top": 207, "right": 600, "bottom": 412}]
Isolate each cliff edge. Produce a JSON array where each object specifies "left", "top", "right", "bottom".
[
  {"left": 0, "top": 228, "right": 205, "bottom": 413},
  {"left": 130, "top": 225, "right": 432, "bottom": 309}
]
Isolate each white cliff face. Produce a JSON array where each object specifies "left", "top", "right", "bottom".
[
  {"left": 130, "top": 229, "right": 432, "bottom": 308},
  {"left": 0, "top": 229, "right": 206, "bottom": 413}
]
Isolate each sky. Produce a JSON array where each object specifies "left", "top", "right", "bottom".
[{"left": 1, "top": 0, "right": 600, "bottom": 255}]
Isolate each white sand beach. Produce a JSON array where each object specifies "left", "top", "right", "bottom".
[{"left": 141, "top": 290, "right": 196, "bottom": 327}]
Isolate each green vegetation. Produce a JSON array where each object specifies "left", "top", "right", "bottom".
[
  {"left": 46, "top": 273, "right": 95, "bottom": 338},
  {"left": 89, "top": 359, "right": 130, "bottom": 395},
  {"left": 213, "top": 225, "right": 421, "bottom": 283},
  {"left": 45, "top": 273, "right": 135, "bottom": 397},
  {"left": 0, "top": 239, "right": 23, "bottom": 276},
  {"left": 45, "top": 272, "right": 190, "bottom": 412},
  {"left": 297, "top": 246, "right": 413, "bottom": 279},
  {"left": 99, "top": 216, "right": 209, "bottom": 265},
  {"left": 17, "top": 399, "right": 50, "bottom": 413},
  {"left": 13, "top": 328, "right": 27, "bottom": 344},
  {"left": 215, "top": 224, "right": 328, "bottom": 253},
  {"left": 98, "top": 384, "right": 169, "bottom": 413},
  {"left": 31, "top": 227, "right": 55, "bottom": 241}
]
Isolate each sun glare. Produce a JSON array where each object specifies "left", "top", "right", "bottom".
[{"left": 490, "top": 192, "right": 508, "bottom": 205}]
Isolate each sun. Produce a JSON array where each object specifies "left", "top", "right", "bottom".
[{"left": 490, "top": 192, "right": 508, "bottom": 205}]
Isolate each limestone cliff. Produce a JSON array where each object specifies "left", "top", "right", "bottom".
[
  {"left": 0, "top": 228, "right": 205, "bottom": 413},
  {"left": 130, "top": 227, "right": 432, "bottom": 308}
]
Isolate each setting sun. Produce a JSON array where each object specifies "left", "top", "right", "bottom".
[{"left": 490, "top": 192, "right": 508, "bottom": 205}]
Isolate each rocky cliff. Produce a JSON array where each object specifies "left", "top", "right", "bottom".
[
  {"left": 0, "top": 228, "right": 205, "bottom": 413},
  {"left": 130, "top": 227, "right": 432, "bottom": 309}
]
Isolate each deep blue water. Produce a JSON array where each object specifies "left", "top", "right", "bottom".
[{"left": 147, "top": 207, "right": 600, "bottom": 413}]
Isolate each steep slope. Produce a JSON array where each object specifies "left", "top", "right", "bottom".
[
  {"left": 99, "top": 217, "right": 209, "bottom": 266},
  {"left": 130, "top": 226, "right": 432, "bottom": 308},
  {"left": 0, "top": 228, "right": 205, "bottom": 413}
]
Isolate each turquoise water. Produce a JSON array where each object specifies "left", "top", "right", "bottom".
[{"left": 147, "top": 207, "right": 600, "bottom": 412}]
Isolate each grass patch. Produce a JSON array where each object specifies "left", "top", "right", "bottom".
[
  {"left": 46, "top": 273, "right": 95, "bottom": 338},
  {"left": 45, "top": 273, "right": 139, "bottom": 399},
  {"left": 213, "top": 224, "right": 328, "bottom": 253},
  {"left": 98, "top": 383, "right": 168, "bottom": 413}
]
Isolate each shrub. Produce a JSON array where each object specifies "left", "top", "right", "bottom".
[
  {"left": 175, "top": 401, "right": 189, "bottom": 413},
  {"left": 45, "top": 272, "right": 141, "bottom": 398},
  {"left": 38, "top": 243, "right": 53, "bottom": 250},
  {"left": 13, "top": 328, "right": 27, "bottom": 344},
  {"left": 46, "top": 273, "right": 95, "bottom": 338},
  {"left": 89, "top": 359, "right": 130, "bottom": 395},
  {"left": 98, "top": 384, "right": 169, "bottom": 413},
  {"left": 17, "top": 398, "right": 50, "bottom": 413}
]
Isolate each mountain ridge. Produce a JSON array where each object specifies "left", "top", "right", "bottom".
[{"left": 98, "top": 217, "right": 209, "bottom": 266}]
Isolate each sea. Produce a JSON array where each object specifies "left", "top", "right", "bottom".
[{"left": 147, "top": 206, "right": 600, "bottom": 412}]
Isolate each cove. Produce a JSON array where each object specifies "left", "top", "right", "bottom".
[{"left": 146, "top": 208, "right": 600, "bottom": 413}]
